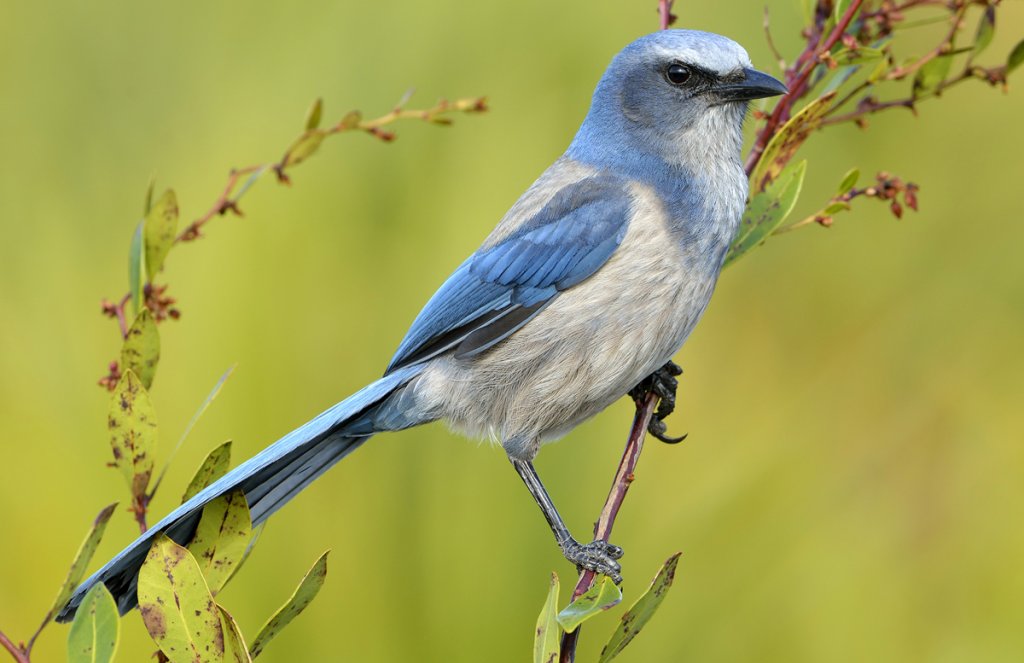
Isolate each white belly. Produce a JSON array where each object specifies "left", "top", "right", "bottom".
[{"left": 412, "top": 181, "right": 729, "bottom": 460}]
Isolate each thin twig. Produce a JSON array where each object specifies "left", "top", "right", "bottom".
[
  {"left": 658, "top": 0, "right": 677, "bottom": 30},
  {"left": 880, "top": 3, "right": 968, "bottom": 81},
  {"left": 763, "top": 7, "right": 787, "bottom": 72},
  {"left": 173, "top": 97, "right": 484, "bottom": 244},
  {"left": 745, "top": 0, "right": 866, "bottom": 176},
  {"left": 0, "top": 630, "right": 29, "bottom": 663},
  {"left": 558, "top": 392, "right": 660, "bottom": 663}
]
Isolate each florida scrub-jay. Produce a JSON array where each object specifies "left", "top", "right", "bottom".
[{"left": 59, "top": 29, "right": 785, "bottom": 620}]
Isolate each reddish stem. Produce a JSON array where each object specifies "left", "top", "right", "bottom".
[
  {"left": 745, "top": 0, "right": 865, "bottom": 176},
  {"left": 114, "top": 293, "right": 131, "bottom": 339},
  {"left": 132, "top": 494, "right": 149, "bottom": 534},
  {"left": 558, "top": 391, "right": 659, "bottom": 663},
  {"left": 175, "top": 167, "right": 255, "bottom": 243},
  {"left": 0, "top": 630, "right": 29, "bottom": 663},
  {"left": 658, "top": 0, "right": 676, "bottom": 30}
]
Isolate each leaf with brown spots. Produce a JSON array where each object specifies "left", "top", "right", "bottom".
[
  {"left": 533, "top": 572, "right": 561, "bottom": 663},
  {"left": 67, "top": 582, "right": 120, "bottom": 663},
  {"left": 187, "top": 489, "right": 252, "bottom": 595},
  {"left": 249, "top": 551, "right": 329, "bottom": 659},
  {"left": 282, "top": 130, "right": 325, "bottom": 168},
  {"left": 181, "top": 441, "right": 232, "bottom": 504},
  {"left": 108, "top": 370, "right": 158, "bottom": 500},
  {"left": 137, "top": 534, "right": 225, "bottom": 663},
  {"left": 725, "top": 160, "right": 807, "bottom": 267},
  {"left": 750, "top": 92, "right": 835, "bottom": 192},
  {"left": 120, "top": 309, "right": 160, "bottom": 390},
  {"left": 556, "top": 575, "right": 622, "bottom": 634},
  {"left": 217, "top": 605, "right": 252, "bottom": 663},
  {"left": 598, "top": 553, "right": 682, "bottom": 662},
  {"left": 224, "top": 522, "right": 265, "bottom": 587},
  {"left": 144, "top": 189, "right": 179, "bottom": 281},
  {"left": 43, "top": 503, "right": 116, "bottom": 628}
]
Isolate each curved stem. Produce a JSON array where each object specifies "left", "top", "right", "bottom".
[
  {"left": 745, "top": 0, "right": 865, "bottom": 176},
  {"left": 0, "top": 630, "right": 29, "bottom": 663},
  {"left": 558, "top": 391, "right": 659, "bottom": 663}
]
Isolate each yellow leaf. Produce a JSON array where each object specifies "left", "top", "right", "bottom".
[
  {"left": 108, "top": 370, "right": 157, "bottom": 499},
  {"left": 137, "top": 535, "right": 224, "bottom": 663},
  {"left": 120, "top": 309, "right": 160, "bottom": 390}
]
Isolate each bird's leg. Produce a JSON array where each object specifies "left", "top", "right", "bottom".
[
  {"left": 629, "top": 361, "right": 687, "bottom": 444},
  {"left": 510, "top": 459, "right": 623, "bottom": 583}
]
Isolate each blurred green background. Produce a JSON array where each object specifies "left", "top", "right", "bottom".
[{"left": 2, "top": 1, "right": 1022, "bottom": 661}]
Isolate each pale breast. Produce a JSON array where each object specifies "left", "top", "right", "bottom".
[{"left": 413, "top": 178, "right": 729, "bottom": 460}]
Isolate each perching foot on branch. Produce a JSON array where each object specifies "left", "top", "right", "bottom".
[
  {"left": 629, "top": 361, "right": 686, "bottom": 443},
  {"left": 561, "top": 538, "right": 624, "bottom": 584}
]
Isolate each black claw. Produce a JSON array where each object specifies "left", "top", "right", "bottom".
[
  {"left": 562, "top": 539, "right": 625, "bottom": 584},
  {"left": 630, "top": 361, "right": 687, "bottom": 444},
  {"left": 649, "top": 417, "right": 688, "bottom": 444}
]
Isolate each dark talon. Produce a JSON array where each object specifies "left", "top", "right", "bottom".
[
  {"left": 561, "top": 539, "right": 624, "bottom": 584},
  {"left": 629, "top": 361, "right": 687, "bottom": 443}
]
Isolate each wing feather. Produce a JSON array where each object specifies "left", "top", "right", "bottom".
[{"left": 385, "top": 171, "right": 632, "bottom": 373}]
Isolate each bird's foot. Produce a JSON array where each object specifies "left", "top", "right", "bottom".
[
  {"left": 629, "top": 361, "right": 687, "bottom": 444},
  {"left": 561, "top": 538, "right": 624, "bottom": 584}
]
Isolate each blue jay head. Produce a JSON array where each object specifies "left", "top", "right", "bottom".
[
  {"left": 613, "top": 30, "right": 785, "bottom": 115},
  {"left": 570, "top": 30, "right": 786, "bottom": 168}
]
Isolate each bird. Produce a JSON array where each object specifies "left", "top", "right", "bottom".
[{"left": 58, "top": 29, "right": 785, "bottom": 621}]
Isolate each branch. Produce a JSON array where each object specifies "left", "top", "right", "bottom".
[
  {"left": 745, "top": 0, "right": 866, "bottom": 175},
  {"left": 658, "top": 0, "right": 677, "bottom": 30},
  {"left": 0, "top": 630, "right": 29, "bottom": 663},
  {"left": 559, "top": 391, "right": 660, "bottom": 663},
  {"left": 175, "top": 95, "right": 487, "bottom": 243}
]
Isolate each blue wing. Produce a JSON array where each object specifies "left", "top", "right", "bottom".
[{"left": 385, "top": 171, "right": 632, "bottom": 374}]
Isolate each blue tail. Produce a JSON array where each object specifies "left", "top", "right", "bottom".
[{"left": 57, "top": 365, "right": 425, "bottom": 622}]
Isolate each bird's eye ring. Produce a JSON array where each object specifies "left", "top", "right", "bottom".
[{"left": 665, "top": 63, "right": 692, "bottom": 86}]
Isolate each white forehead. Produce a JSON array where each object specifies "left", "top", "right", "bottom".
[{"left": 621, "top": 29, "right": 752, "bottom": 75}]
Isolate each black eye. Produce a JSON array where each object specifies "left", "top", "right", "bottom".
[{"left": 665, "top": 63, "right": 692, "bottom": 86}]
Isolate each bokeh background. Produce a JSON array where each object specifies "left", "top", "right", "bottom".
[{"left": 2, "top": 1, "right": 1022, "bottom": 661}]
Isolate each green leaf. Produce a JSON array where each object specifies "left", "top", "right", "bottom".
[
  {"left": 45, "top": 504, "right": 117, "bottom": 626},
  {"left": 144, "top": 177, "right": 155, "bottom": 216},
  {"left": 187, "top": 489, "right": 253, "bottom": 595},
  {"left": 914, "top": 55, "right": 953, "bottom": 95},
  {"left": 144, "top": 189, "right": 179, "bottom": 281},
  {"left": 822, "top": 64, "right": 860, "bottom": 94},
  {"left": 120, "top": 309, "right": 160, "bottom": 390},
  {"left": 823, "top": 201, "right": 852, "bottom": 215},
  {"left": 338, "top": 110, "right": 362, "bottom": 130},
  {"left": 137, "top": 534, "right": 225, "bottom": 663},
  {"left": 726, "top": 160, "right": 807, "bottom": 267},
  {"left": 834, "top": 0, "right": 851, "bottom": 24},
  {"left": 108, "top": 370, "right": 158, "bottom": 499},
  {"left": 556, "top": 576, "right": 622, "bottom": 634},
  {"left": 837, "top": 168, "right": 860, "bottom": 195},
  {"left": 750, "top": 92, "right": 834, "bottom": 191},
  {"left": 66, "top": 586, "right": 119, "bottom": 661},
  {"left": 282, "top": 130, "right": 326, "bottom": 168},
  {"left": 218, "top": 605, "right": 252, "bottom": 663},
  {"left": 182, "top": 441, "right": 232, "bottom": 503},
  {"left": 1008, "top": 39, "right": 1024, "bottom": 74},
  {"left": 973, "top": 6, "right": 996, "bottom": 58},
  {"left": 129, "top": 220, "right": 145, "bottom": 316},
  {"left": 534, "top": 573, "right": 561, "bottom": 663},
  {"left": 598, "top": 553, "right": 682, "bottom": 663},
  {"left": 66, "top": 583, "right": 120, "bottom": 663},
  {"left": 249, "top": 551, "right": 329, "bottom": 659},
  {"left": 867, "top": 56, "right": 891, "bottom": 83},
  {"left": 224, "top": 522, "right": 265, "bottom": 587},
  {"left": 305, "top": 98, "right": 323, "bottom": 131}
]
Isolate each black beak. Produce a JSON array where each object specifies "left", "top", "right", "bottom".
[{"left": 716, "top": 68, "right": 788, "bottom": 102}]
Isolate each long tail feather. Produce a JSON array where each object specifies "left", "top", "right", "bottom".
[{"left": 56, "top": 365, "right": 424, "bottom": 622}]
